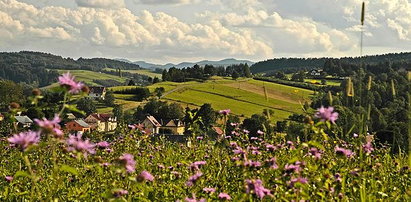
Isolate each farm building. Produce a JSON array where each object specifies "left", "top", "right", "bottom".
[
  {"left": 65, "top": 120, "right": 91, "bottom": 133},
  {"left": 84, "top": 113, "right": 117, "bottom": 132},
  {"left": 160, "top": 119, "right": 185, "bottom": 135},
  {"left": 142, "top": 115, "right": 162, "bottom": 134},
  {"left": 14, "top": 115, "right": 33, "bottom": 128},
  {"left": 89, "top": 86, "right": 106, "bottom": 100}
]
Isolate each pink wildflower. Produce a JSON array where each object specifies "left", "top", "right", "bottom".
[
  {"left": 113, "top": 189, "right": 128, "bottom": 198},
  {"left": 5, "top": 176, "right": 13, "bottom": 182},
  {"left": 34, "top": 114, "right": 63, "bottom": 137},
  {"left": 97, "top": 141, "right": 110, "bottom": 148},
  {"left": 118, "top": 153, "right": 136, "bottom": 173},
  {"left": 315, "top": 106, "right": 339, "bottom": 124},
  {"left": 190, "top": 161, "right": 206, "bottom": 171},
  {"left": 8, "top": 131, "right": 40, "bottom": 151},
  {"left": 218, "top": 193, "right": 231, "bottom": 200},
  {"left": 335, "top": 146, "right": 355, "bottom": 158},
  {"left": 186, "top": 172, "right": 203, "bottom": 187},
  {"left": 58, "top": 72, "right": 84, "bottom": 94},
  {"left": 245, "top": 179, "right": 273, "bottom": 199},
  {"left": 203, "top": 187, "right": 216, "bottom": 193},
  {"left": 137, "top": 170, "right": 154, "bottom": 182},
  {"left": 66, "top": 133, "right": 95, "bottom": 156}
]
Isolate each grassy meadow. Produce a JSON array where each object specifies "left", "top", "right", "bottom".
[
  {"left": 104, "top": 68, "right": 162, "bottom": 78},
  {"left": 56, "top": 70, "right": 127, "bottom": 86},
  {"left": 145, "top": 77, "right": 313, "bottom": 121}
]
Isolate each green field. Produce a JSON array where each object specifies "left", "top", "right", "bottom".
[
  {"left": 104, "top": 68, "right": 162, "bottom": 78},
  {"left": 145, "top": 77, "right": 313, "bottom": 121},
  {"left": 56, "top": 70, "right": 127, "bottom": 86}
]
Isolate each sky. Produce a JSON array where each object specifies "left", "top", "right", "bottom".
[{"left": 0, "top": 0, "right": 410, "bottom": 64}]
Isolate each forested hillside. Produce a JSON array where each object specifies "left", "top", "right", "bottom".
[
  {"left": 0, "top": 51, "right": 143, "bottom": 87},
  {"left": 251, "top": 52, "right": 411, "bottom": 74}
]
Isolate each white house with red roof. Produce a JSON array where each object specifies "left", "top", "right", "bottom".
[{"left": 84, "top": 113, "right": 117, "bottom": 132}]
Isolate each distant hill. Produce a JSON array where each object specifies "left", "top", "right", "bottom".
[
  {"left": 0, "top": 51, "right": 143, "bottom": 87},
  {"left": 117, "top": 58, "right": 255, "bottom": 69},
  {"left": 251, "top": 52, "right": 411, "bottom": 74}
]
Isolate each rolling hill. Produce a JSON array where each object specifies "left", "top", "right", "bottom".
[{"left": 111, "top": 77, "right": 314, "bottom": 121}]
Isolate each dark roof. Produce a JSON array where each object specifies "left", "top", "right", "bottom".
[
  {"left": 89, "top": 86, "right": 106, "bottom": 94},
  {"left": 89, "top": 113, "right": 115, "bottom": 122}
]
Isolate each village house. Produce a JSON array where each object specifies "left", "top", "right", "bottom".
[
  {"left": 84, "top": 113, "right": 117, "bottom": 132},
  {"left": 65, "top": 119, "right": 91, "bottom": 133},
  {"left": 14, "top": 115, "right": 33, "bottom": 128},
  {"left": 141, "top": 115, "right": 185, "bottom": 135},
  {"left": 160, "top": 119, "right": 185, "bottom": 135},
  {"left": 88, "top": 86, "right": 106, "bottom": 100},
  {"left": 142, "top": 115, "right": 161, "bottom": 134},
  {"left": 310, "top": 69, "right": 323, "bottom": 77}
]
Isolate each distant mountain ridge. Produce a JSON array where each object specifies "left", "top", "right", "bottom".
[{"left": 117, "top": 58, "right": 255, "bottom": 69}]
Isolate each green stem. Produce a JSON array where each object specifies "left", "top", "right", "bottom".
[{"left": 23, "top": 154, "right": 36, "bottom": 200}]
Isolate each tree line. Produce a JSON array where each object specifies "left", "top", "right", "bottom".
[{"left": 162, "top": 63, "right": 252, "bottom": 82}]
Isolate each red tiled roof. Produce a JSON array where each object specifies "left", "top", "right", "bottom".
[{"left": 90, "top": 113, "right": 114, "bottom": 122}]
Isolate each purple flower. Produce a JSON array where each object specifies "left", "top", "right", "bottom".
[
  {"left": 186, "top": 172, "right": 203, "bottom": 187},
  {"left": 218, "top": 193, "right": 231, "bottom": 200},
  {"left": 243, "top": 129, "right": 250, "bottom": 134},
  {"left": 257, "top": 130, "right": 264, "bottom": 135},
  {"left": 266, "top": 157, "right": 279, "bottom": 169},
  {"left": 34, "top": 114, "right": 63, "bottom": 138},
  {"left": 58, "top": 72, "right": 84, "bottom": 94},
  {"left": 66, "top": 133, "right": 95, "bottom": 156},
  {"left": 245, "top": 179, "right": 272, "bottom": 199},
  {"left": 284, "top": 163, "right": 302, "bottom": 174},
  {"left": 353, "top": 133, "right": 359, "bottom": 138},
  {"left": 113, "top": 189, "right": 128, "bottom": 198},
  {"left": 219, "top": 109, "right": 231, "bottom": 115},
  {"left": 203, "top": 187, "right": 216, "bottom": 193},
  {"left": 315, "top": 106, "right": 339, "bottom": 124},
  {"left": 250, "top": 137, "right": 258, "bottom": 140},
  {"left": 118, "top": 153, "right": 136, "bottom": 173},
  {"left": 308, "top": 147, "right": 322, "bottom": 160},
  {"left": 5, "top": 176, "right": 13, "bottom": 182},
  {"left": 97, "top": 141, "right": 110, "bottom": 148},
  {"left": 137, "top": 170, "right": 154, "bottom": 182},
  {"left": 196, "top": 136, "right": 203, "bottom": 140},
  {"left": 8, "top": 131, "right": 40, "bottom": 151},
  {"left": 335, "top": 146, "right": 355, "bottom": 158},
  {"left": 362, "top": 136, "right": 374, "bottom": 154},
  {"left": 190, "top": 161, "right": 206, "bottom": 170},
  {"left": 184, "top": 195, "right": 206, "bottom": 202},
  {"left": 244, "top": 160, "right": 262, "bottom": 168},
  {"left": 289, "top": 177, "right": 308, "bottom": 187},
  {"left": 265, "top": 144, "right": 277, "bottom": 151}
]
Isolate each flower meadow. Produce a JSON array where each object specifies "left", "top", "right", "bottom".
[{"left": 0, "top": 73, "right": 410, "bottom": 201}]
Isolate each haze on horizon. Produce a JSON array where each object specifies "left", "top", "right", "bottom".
[{"left": 0, "top": 0, "right": 410, "bottom": 64}]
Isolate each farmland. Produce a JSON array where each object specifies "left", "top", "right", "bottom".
[
  {"left": 141, "top": 77, "right": 313, "bottom": 121},
  {"left": 56, "top": 70, "right": 127, "bottom": 86},
  {"left": 104, "top": 68, "right": 162, "bottom": 78}
]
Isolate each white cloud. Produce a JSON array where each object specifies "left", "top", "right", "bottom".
[
  {"left": 0, "top": 0, "right": 273, "bottom": 62},
  {"left": 75, "top": 0, "right": 125, "bottom": 8},
  {"left": 137, "top": 0, "right": 198, "bottom": 5}
]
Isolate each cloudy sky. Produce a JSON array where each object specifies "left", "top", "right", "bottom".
[{"left": 0, "top": 0, "right": 410, "bottom": 64}]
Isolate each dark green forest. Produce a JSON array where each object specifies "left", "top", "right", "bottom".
[
  {"left": 0, "top": 51, "right": 142, "bottom": 87},
  {"left": 251, "top": 52, "right": 411, "bottom": 74}
]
